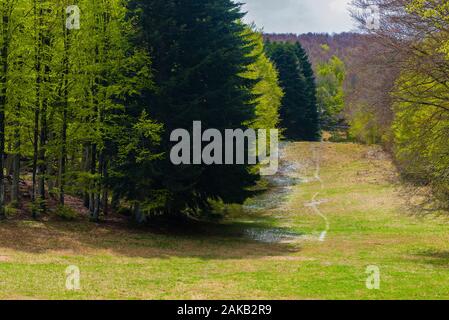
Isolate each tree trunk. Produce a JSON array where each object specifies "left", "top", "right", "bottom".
[
  {"left": 38, "top": 69, "right": 48, "bottom": 214},
  {"left": 59, "top": 11, "right": 70, "bottom": 206},
  {"left": 101, "top": 160, "right": 108, "bottom": 215},
  {"left": 32, "top": 0, "right": 42, "bottom": 219},
  {"left": 0, "top": 6, "right": 9, "bottom": 219},
  {"left": 134, "top": 202, "right": 144, "bottom": 224},
  {"left": 83, "top": 145, "right": 90, "bottom": 208},
  {"left": 47, "top": 128, "right": 55, "bottom": 197},
  {"left": 89, "top": 144, "right": 97, "bottom": 220},
  {"left": 111, "top": 191, "right": 119, "bottom": 212},
  {"left": 37, "top": 7, "right": 52, "bottom": 214},
  {"left": 93, "top": 150, "right": 104, "bottom": 220},
  {"left": 11, "top": 104, "right": 20, "bottom": 206}
]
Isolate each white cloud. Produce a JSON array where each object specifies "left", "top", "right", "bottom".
[{"left": 239, "top": 0, "right": 355, "bottom": 34}]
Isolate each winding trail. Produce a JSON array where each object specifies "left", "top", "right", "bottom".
[
  {"left": 243, "top": 142, "right": 331, "bottom": 243},
  {"left": 303, "top": 144, "right": 330, "bottom": 242}
]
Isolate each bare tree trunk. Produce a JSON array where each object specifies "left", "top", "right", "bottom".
[
  {"left": 11, "top": 103, "right": 20, "bottom": 206},
  {"left": 101, "top": 160, "right": 108, "bottom": 215},
  {"left": 82, "top": 144, "right": 90, "bottom": 208},
  {"left": 37, "top": 4, "right": 52, "bottom": 214},
  {"left": 32, "top": 104, "right": 39, "bottom": 217},
  {"left": 89, "top": 144, "right": 97, "bottom": 221},
  {"left": 134, "top": 202, "right": 143, "bottom": 224},
  {"left": 0, "top": 4, "right": 10, "bottom": 220},
  {"left": 59, "top": 9, "right": 70, "bottom": 206},
  {"left": 93, "top": 151, "right": 105, "bottom": 219},
  {"left": 32, "top": 0, "right": 41, "bottom": 219},
  {"left": 111, "top": 191, "right": 119, "bottom": 212},
  {"left": 47, "top": 127, "right": 55, "bottom": 197},
  {"left": 38, "top": 68, "right": 48, "bottom": 214}
]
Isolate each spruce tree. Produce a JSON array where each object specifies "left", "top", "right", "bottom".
[
  {"left": 266, "top": 42, "right": 306, "bottom": 140},
  {"left": 294, "top": 42, "right": 320, "bottom": 141},
  {"left": 130, "top": 0, "right": 259, "bottom": 217},
  {"left": 266, "top": 41, "right": 320, "bottom": 141}
]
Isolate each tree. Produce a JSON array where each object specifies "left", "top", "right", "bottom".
[
  {"left": 350, "top": 0, "right": 449, "bottom": 206},
  {"left": 242, "top": 27, "right": 283, "bottom": 131},
  {"left": 266, "top": 41, "right": 320, "bottom": 141},
  {"left": 316, "top": 54, "right": 346, "bottom": 130},
  {"left": 0, "top": 0, "right": 14, "bottom": 219},
  {"left": 70, "top": 0, "right": 157, "bottom": 221},
  {"left": 0, "top": 0, "right": 160, "bottom": 221},
  {"left": 0, "top": 0, "right": 285, "bottom": 223},
  {"left": 295, "top": 42, "right": 320, "bottom": 140},
  {"left": 129, "top": 0, "right": 260, "bottom": 218}
]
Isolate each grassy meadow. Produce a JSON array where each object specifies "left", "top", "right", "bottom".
[{"left": 1, "top": 142, "right": 448, "bottom": 300}]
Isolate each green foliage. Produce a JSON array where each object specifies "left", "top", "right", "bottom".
[
  {"left": 393, "top": 72, "right": 449, "bottom": 202},
  {"left": 129, "top": 0, "right": 262, "bottom": 216},
  {"left": 317, "top": 55, "right": 346, "bottom": 130},
  {"left": 294, "top": 42, "right": 321, "bottom": 141},
  {"left": 55, "top": 205, "right": 78, "bottom": 221},
  {"left": 0, "top": 0, "right": 162, "bottom": 220},
  {"left": 0, "top": 0, "right": 309, "bottom": 222},
  {"left": 340, "top": 0, "right": 449, "bottom": 207},
  {"left": 348, "top": 107, "right": 383, "bottom": 145},
  {"left": 320, "top": 44, "right": 330, "bottom": 52},
  {"left": 242, "top": 27, "right": 283, "bottom": 131},
  {"left": 5, "top": 205, "right": 19, "bottom": 218},
  {"left": 31, "top": 198, "right": 46, "bottom": 217}
]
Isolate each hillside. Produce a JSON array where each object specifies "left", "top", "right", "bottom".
[{"left": 264, "top": 32, "right": 368, "bottom": 67}]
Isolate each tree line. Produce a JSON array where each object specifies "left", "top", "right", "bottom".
[
  {"left": 265, "top": 41, "right": 321, "bottom": 141},
  {"left": 349, "top": 0, "right": 449, "bottom": 208},
  {"left": 0, "top": 0, "right": 320, "bottom": 222}
]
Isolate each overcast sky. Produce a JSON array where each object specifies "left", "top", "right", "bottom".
[{"left": 239, "top": 0, "right": 355, "bottom": 34}]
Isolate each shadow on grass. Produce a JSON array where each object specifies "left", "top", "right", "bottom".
[
  {"left": 0, "top": 216, "right": 302, "bottom": 260},
  {"left": 0, "top": 144, "right": 305, "bottom": 261},
  {"left": 411, "top": 249, "right": 449, "bottom": 267}
]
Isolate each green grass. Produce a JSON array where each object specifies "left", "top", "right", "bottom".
[{"left": 1, "top": 142, "right": 449, "bottom": 299}]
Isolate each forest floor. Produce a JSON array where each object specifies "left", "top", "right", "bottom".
[{"left": 1, "top": 142, "right": 449, "bottom": 299}]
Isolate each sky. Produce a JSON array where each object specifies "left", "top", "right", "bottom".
[{"left": 239, "top": 0, "right": 355, "bottom": 34}]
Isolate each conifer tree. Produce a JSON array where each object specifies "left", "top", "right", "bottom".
[
  {"left": 266, "top": 41, "right": 320, "bottom": 141},
  {"left": 130, "top": 0, "right": 259, "bottom": 217},
  {"left": 294, "top": 42, "right": 320, "bottom": 141}
]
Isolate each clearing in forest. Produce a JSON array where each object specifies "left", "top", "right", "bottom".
[{"left": 0, "top": 142, "right": 448, "bottom": 299}]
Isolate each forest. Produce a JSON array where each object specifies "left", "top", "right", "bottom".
[
  {"left": 268, "top": 0, "right": 449, "bottom": 211},
  {"left": 0, "top": 0, "right": 320, "bottom": 223},
  {"left": 349, "top": 0, "right": 449, "bottom": 210},
  {"left": 1, "top": 0, "right": 449, "bottom": 301}
]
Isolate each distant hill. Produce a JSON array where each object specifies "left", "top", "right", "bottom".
[
  {"left": 264, "top": 32, "right": 372, "bottom": 94},
  {"left": 264, "top": 32, "right": 368, "bottom": 67}
]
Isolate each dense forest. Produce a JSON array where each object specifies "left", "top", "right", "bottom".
[
  {"left": 265, "top": 41, "right": 320, "bottom": 140},
  {"left": 0, "top": 0, "right": 320, "bottom": 223},
  {"left": 265, "top": 32, "right": 368, "bottom": 130},
  {"left": 2, "top": 0, "right": 449, "bottom": 301},
  {"left": 269, "top": 0, "right": 449, "bottom": 210},
  {"left": 1, "top": 0, "right": 447, "bottom": 225},
  {"left": 348, "top": 0, "right": 449, "bottom": 209}
]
